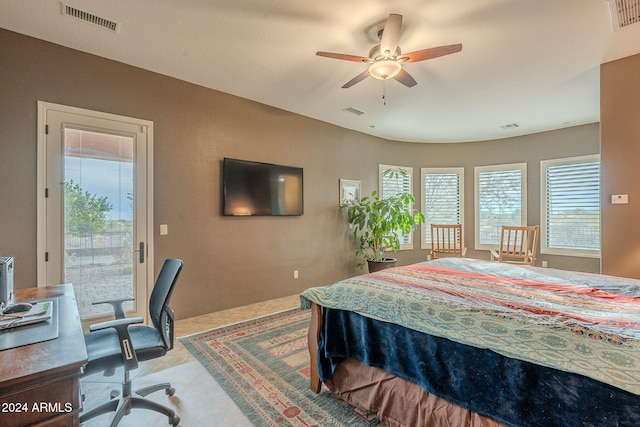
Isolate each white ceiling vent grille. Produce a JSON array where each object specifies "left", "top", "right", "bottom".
[
  {"left": 343, "top": 107, "right": 366, "bottom": 116},
  {"left": 608, "top": 0, "right": 640, "bottom": 31},
  {"left": 61, "top": 3, "right": 120, "bottom": 33},
  {"left": 500, "top": 123, "right": 520, "bottom": 130}
]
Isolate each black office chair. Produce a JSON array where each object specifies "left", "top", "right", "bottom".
[{"left": 80, "top": 258, "right": 183, "bottom": 426}]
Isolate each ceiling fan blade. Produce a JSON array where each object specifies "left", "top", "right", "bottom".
[
  {"left": 399, "top": 43, "right": 463, "bottom": 63},
  {"left": 342, "top": 70, "right": 370, "bottom": 88},
  {"left": 394, "top": 69, "right": 417, "bottom": 87},
  {"left": 380, "top": 14, "right": 402, "bottom": 57},
  {"left": 316, "top": 51, "right": 370, "bottom": 62}
]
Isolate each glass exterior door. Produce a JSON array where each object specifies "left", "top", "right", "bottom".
[{"left": 38, "top": 102, "right": 152, "bottom": 322}]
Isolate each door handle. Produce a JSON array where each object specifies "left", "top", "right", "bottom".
[{"left": 137, "top": 242, "right": 144, "bottom": 263}]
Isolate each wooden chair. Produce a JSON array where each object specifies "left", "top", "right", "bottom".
[
  {"left": 490, "top": 225, "right": 539, "bottom": 266},
  {"left": 430, "top": 224, "right": 467, "bottom": 259}
]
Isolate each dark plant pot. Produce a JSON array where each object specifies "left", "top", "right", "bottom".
[{"left": 367, "top": 258, "right": 397, "bottom": 273}]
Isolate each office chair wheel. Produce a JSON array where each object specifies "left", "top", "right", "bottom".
[
  {"left": 166, "top": 386, "right": 176, "bottom": 397},
  {"left": 170, "top": 414, "right": 180, "bottom": 426}
]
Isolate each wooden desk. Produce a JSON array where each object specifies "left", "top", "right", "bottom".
[{"left": 0, "top": 284, "right": 87, "bottom": 427}]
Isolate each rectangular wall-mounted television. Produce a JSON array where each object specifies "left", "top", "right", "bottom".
[{"left": 222, "top": 158, "right": 304, "bottom": 216}]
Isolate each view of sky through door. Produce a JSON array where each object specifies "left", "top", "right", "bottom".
[{"left": 63, "top": 128, "right": 135, "bottom": 319}]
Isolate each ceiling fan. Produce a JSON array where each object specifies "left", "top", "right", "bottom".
[{"left": 316, "top": 14, "right": 462, "bottom": 88}]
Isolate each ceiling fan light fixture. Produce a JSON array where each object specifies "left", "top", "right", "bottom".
[
  {"left": 368, "top": 60, "right": 401, "bottom": 80},
  {"left": 316, "top": 14, "right": 462, "bottom": 88}
]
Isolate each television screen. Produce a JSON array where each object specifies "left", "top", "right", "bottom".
[{"left": 222, "top": 158, "right": 303, "bottom": 216}]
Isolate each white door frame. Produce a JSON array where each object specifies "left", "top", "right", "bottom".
[{"left": 36, "top": 101, "right": 154, "bottom": 320}]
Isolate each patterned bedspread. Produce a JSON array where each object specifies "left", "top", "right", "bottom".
[{"left": 300, "top": 258, "right": 640, "bottom": 395}]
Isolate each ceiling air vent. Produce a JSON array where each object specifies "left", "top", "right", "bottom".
[
  {"left": 500, "top": 123, "right": 520, "bottom": 130},
  {"left": 608, "top": 0, "right": 640, "bottom": 31},
  {"left": 342, "top": 107, "right": 366, "bottom": 116},
  {"left": 61, "top": 3, "right": 121, "bottom": 33}
]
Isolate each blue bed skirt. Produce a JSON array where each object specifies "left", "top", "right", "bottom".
[{"left": 318, "top": 308, "right": 640, "bottom": 427}]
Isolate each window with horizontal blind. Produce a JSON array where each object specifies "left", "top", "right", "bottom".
[
  {"left": 540, "top": 155, "right": 600, "bottom": 257},
  {"left": 379, "top": 164, "right": 414, "bottom": 249},
  {"left": 475, "top": 163, "right": 527, "bottom": 249},
  {"left": 421, "top": 168, "right": 464, "bottom": 249}
]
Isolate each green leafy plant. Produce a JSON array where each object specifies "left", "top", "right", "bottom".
[
  {"left": 344, "top": 169, "right": 425, "bottom": 268},
  {"left": 64, "top": 180, "right": 113, "bottom": 234}
]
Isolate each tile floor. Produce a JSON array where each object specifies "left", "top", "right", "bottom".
[{"left": 80, "top": 293, "right": 301, "bottom": 426}]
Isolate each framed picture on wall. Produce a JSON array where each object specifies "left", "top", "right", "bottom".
[{"left": 339, "top": 179, "right": 361, "bottom": 206}]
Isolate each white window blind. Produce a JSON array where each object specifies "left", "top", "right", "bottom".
[
  {"left": 475, "top": 163, "right": 526, "bottom": 248},
  {"left": 541, "top": 156, "right": 600, "bottom": 256},
  {"left": 379, "top": 164, "right": 413, "bottom": 248},
  {"left": 421, "top": 168, "right": 464, "bottom": 248}
]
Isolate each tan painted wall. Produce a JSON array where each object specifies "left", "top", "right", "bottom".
[
  {"left": 601, "top": 53, "right": 640, "bottom": 279},
  {"left": 0, "top": 29, "right": 601, "bottom": 319}
]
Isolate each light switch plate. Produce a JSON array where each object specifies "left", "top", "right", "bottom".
[{"left": 160, "top": 224, "right": 168, "bottom": 235}]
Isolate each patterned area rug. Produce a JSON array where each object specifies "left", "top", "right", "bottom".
[{"left": 179, "top": 308, "right": 381, "bottom": 427}]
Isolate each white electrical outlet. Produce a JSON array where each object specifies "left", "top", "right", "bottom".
[
  {"left": 542, "top": 261, "right": 548, "bottom": 268},
  {"left": 293, "top": 270, "right": 299, "bottom": 279},
  {"left": 611, "top": 194, "right": 629, "bottom": 204}
]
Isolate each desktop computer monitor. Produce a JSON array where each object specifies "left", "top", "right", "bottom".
[{"left": 0, "top": 256, "right": 14, "bottom": 305}]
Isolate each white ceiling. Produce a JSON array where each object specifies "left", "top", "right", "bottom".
[{"left": 2, "top": 0, "right": 640, "bottom": 143}]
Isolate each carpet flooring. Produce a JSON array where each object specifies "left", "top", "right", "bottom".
[
  {"left": 80, "top": 360, "right": 252, "bottom": 426},
  {"left": 179, "top": 308, "right": 382, "bottom": 427}
]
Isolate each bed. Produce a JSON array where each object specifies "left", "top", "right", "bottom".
[{"left": 299, "top": 258, "right": 640, "bottom": 427}]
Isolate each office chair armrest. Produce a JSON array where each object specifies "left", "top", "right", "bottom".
[
  {"left": 92, "top": 296, "right": 134, "bottom": 319},
  {"left": 89, "top": 316, "right": 144, "bottom": 332},
  {"left": 89, "top": 317, "right": 144, "bottom": 371}
]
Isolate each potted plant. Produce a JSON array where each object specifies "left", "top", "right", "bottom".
[{"left": 344, "top": 169, "right": 425, "bottom": 272}]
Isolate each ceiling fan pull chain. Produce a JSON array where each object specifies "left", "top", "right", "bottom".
[{"left": 382, "top": 81, "right": 387, "bottom": 105}]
